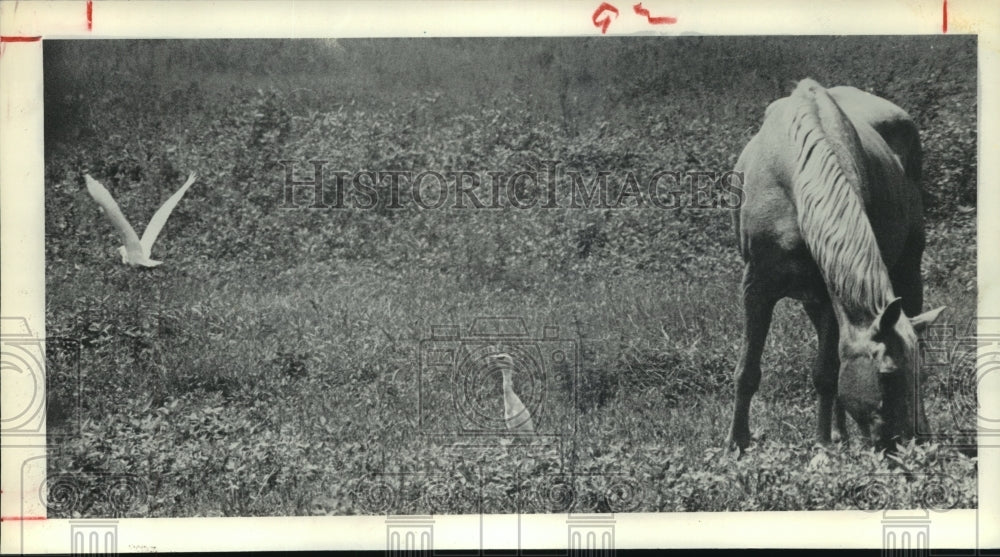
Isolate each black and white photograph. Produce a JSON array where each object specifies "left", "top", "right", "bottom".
[{"left": 1, "top": 0, "right": 996, "bottom": 553}]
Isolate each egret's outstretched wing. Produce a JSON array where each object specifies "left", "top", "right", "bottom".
[
  {"left": 140, "top": 172, "right": 197, "bottom": 252},
  {"left": 84, "top": 174, "right": 144, "bottom": 259}
]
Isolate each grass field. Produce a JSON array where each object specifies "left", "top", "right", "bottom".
[{"left": 42, "top": 37, "right": 978, "bottom": 516}]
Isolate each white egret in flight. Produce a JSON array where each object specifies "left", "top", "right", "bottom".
[
  {"left": 84, "top": 172, "right": 197, "bottom": 267},
  {"left": 488, "top": 352, "right": 536, "bottom": 435}
]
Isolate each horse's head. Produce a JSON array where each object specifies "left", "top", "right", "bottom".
[{"left": 837, "top": 298, "right": 944, "bottom": 451}]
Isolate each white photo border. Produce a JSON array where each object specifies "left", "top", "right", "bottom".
[{"left": 1, "top": 0, "right": 996, "bottom": 553}]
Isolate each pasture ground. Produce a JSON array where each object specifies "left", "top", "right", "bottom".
[{"left": 42, "top": 37, "right": 978, "bottom": 516}]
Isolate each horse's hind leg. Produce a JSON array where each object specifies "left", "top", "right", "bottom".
[
  {"left": 726, "top": 268, "right": 777, "bottom": 453},
  {"left": 804, "top": 300, "right": 843, "bottom": 444}
]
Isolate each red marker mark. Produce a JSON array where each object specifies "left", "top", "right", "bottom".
[
  {"left": 0, "top": 36, "right": 41, "bottom": 55},
  {"left": 593, "top": 2, "right": 619, "bottom": 34},
  {"left": 942, "top": 0, "right": 947, "bottom": 33},
  {"left": 633, "top": 2, "right": 677, "bottom": 24},
  {"left": 0, "top": 516, "right": 47, "bottom": 522},
  {"left": 87, "top": 0, "right": 93, "bottom": 31}
]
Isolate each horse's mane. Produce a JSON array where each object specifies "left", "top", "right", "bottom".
[{"left": 788, "top": 79, "right": 895, "bottom": 319}]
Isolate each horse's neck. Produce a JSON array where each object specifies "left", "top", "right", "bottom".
[{"left": 829, "top": 291, "right": 881, "bottom": 332}]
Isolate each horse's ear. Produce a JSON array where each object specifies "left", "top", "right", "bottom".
[
  {"left": 911, "top": 306, "right": 946, "bottom": 334},
  {"left": 873, "top": 297, "right": 904, "bottom": 338}
]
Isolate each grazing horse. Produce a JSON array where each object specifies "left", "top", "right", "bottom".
[{"left": 726, "top": 79, "right": 944, "bottom": 454}]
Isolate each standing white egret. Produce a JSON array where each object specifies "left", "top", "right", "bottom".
[
  {"left": 488, "top": 352, "right": 535, "bottom": 435},
  {"left": 84, "top": 172, "right": 197, "bottom": 267}
]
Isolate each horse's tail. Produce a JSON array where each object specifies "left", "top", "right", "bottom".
[{"left": 787, "top": 79, "right": 894, "bottom": 314}]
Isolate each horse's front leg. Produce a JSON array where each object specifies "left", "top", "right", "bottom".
[
  {"left": 804, "top": 299, "right": 841, "bottom": 444},
  {"left": 726, "top": 269, "right": 777, "bottom": 454},
  {"left": 833, "top": 399, "right": 848, "bottom": 443}
]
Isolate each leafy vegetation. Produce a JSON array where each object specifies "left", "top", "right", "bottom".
[{"left": 43, "top": 37, "right": 977, "bottom": 517}]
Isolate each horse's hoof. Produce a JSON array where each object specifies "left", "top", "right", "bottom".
[{"left": 725, "top": 434, "right": 748, "bottom": 457}]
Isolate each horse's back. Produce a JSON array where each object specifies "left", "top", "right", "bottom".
[
  {"left": 828, "top": 86, "right": 922, "bottom": 185},
  {"left": 828, "top": 87, "right": 925, "bottom": 263},
  {"left": 734, "top": 81, "right": 923, "bottom": 293}
]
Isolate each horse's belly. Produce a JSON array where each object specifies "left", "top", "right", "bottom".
[
  {"left": 785, "top": 282, "right": 827, "bottom": 304},
  {"left": 778, "top": 255, "right": 827, "bottom": 303},
  {"left": 742, "top": 223, "right": 827, "bottom": 302}
]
